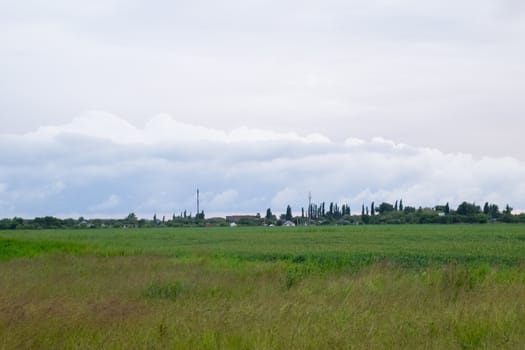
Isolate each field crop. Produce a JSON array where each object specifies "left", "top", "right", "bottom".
[{"left": 1, "top": 225, "right": 525, "bottom": 349}]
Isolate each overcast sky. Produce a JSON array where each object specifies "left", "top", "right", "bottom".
[{"left": 1, "top": 0, "right": 525, "bottom": 217}]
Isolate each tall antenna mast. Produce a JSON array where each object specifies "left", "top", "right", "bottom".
[{"left": 197, "top": 188, "right": 200, "bottom": 216}]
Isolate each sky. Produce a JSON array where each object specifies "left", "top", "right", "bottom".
[{"left": 1, "top": 0, "right": 525, "bottom": 218}]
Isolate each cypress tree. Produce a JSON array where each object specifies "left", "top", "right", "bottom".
[{"left": 285, "top": 205, "right": 293, "bottom": 221}]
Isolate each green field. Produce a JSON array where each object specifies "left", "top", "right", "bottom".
[{"left": 1, "top": 225, "right": 525, "bottom": 349}]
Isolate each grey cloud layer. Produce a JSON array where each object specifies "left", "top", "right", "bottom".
[
  {"left": 1, "top": 112, "right": 524, "bottom": 218},
  {"left": 1, "top": 0, "right": 524, "bottom": 159}
]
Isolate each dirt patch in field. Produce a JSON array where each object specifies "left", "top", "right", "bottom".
[
  {"left": 89, "top": 299, "right": 144, "bottom": 323},
  {"left": 0, "top": 303, "right": 27, "bottom": 325}
]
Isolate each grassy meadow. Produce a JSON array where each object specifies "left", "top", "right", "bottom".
[{"left": 1, "top": 225, "right": 525, "bottom": 349}]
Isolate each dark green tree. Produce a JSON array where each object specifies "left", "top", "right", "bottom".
[
  {"left": 488, "top": 204, "right": 499, "bottom": 218},
  {"left": 124, "top": 213, "right": 138, "bottom": 226},
  {"left": 378, "top": 202, "right": 394, "bottom": 214},
  {"left": 404, "top": 206, "right": 416, "bottom": 214},
  {"left": 285, "top": 205, "right": 293, "bottom": 221},
  {"left": 456, "top": 202, "right": 481, "bottom": 216},
  {"left": 483, "top": 202, "right": 490, "bottom": 215}
]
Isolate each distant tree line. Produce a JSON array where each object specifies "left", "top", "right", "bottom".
[
  {"left": 0, "top": 211, "right": 214, "bottom": 230},
  {"left": 0, "top": 200, "right": 524, "bottom": 230},
  {"left": 252, "top": 200, "right": 522, "bottom": 226}
]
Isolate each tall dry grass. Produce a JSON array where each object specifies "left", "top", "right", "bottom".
[{"left": 1, "top": 254, "right": 525, "bottom": 349}]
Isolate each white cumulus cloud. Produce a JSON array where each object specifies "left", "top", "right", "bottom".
[{"left": 1, "top": 112, "right": 524, "bottom": 218}]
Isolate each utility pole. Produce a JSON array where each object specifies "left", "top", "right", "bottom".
[{"left": 197, "top": 188, "right": 200, "bottom": 218}]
